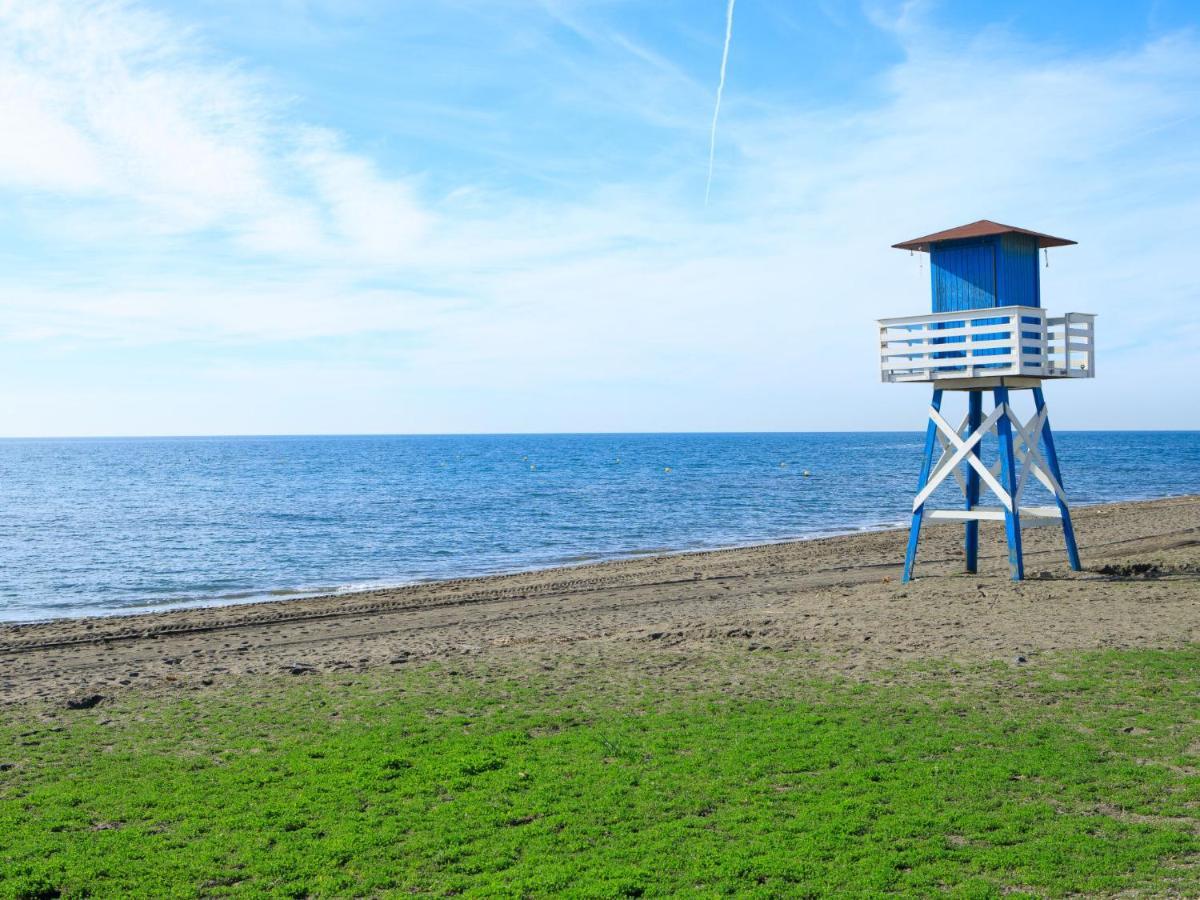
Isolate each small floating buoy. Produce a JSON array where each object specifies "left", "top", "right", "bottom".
[
  {"left": 780, "top": 462, "right": 787, "bottom": 468},
  {"left": 522, "top": 455, "right": 528, "bottom": 461},
  {"left": 530, "top": 464, "right": 537, "bottom": 471},
  {"left": 663, "top": 466, "right": 672, "bottom": 473},
  {"left": 802, "top": 469, "right": 811, "bottom": 477}
]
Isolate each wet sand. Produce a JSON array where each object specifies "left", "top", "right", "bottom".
[{"left": 2, "top": 495, "right": 1197, "bottom": 705}]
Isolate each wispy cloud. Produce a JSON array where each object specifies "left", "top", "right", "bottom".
[{"left": 0, "top": 0, "right": 434, "bottom": 264}]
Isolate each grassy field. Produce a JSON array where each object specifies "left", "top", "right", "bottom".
[{"left": 2, "top": 648, "right": 1198, "bottom": 898}]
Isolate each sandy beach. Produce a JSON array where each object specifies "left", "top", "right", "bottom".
[{"left": 2, "top": 495, "right": 1197, "bottom": 706}]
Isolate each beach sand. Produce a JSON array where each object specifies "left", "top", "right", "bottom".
[{"left": 1, "top": 495, "right": 1197, "bottom": 706}]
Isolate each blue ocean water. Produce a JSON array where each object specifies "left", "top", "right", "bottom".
[{"left": 0, "top": 432, "right": 1197, "bottom": 622}]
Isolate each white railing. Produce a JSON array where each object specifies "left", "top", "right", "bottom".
[{"left": 878, "top": 305, "right": 1095, "bottom": 383}]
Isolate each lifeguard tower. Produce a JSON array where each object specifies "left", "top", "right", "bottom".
[{"left": 878, "top": 220, "right": 1095, "bottom": 581}]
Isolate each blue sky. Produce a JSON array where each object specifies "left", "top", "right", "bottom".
[{"left": 0, "top": 0, "right": 1197, "bottom": 436}]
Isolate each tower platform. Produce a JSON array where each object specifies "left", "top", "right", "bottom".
[{"left": 878, "top": 305, "right": 1095, "bottom": 385}]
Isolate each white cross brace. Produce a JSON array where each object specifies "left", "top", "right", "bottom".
[{"left": 913, "top": 401, "right": 1069, "bottom": 514}]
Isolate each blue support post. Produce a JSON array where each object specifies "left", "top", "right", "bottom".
[
  {"left": 903, "top": 388, "right": 944, "bottom": 583},
  {"left": 993, "top": 387, "right": 1024, "bottom": 581},
  {"left": 964, "top": 390, "right": 982, "bottom": 573},
  {"left": 1033, "top": 386, "right": 1081, "bottom": 571}
]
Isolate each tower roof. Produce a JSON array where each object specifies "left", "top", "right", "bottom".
[{"left": 892, "top": 220, "right": 1076, "bottom": 253}]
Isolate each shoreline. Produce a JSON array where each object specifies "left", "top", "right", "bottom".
[
  {"left": 9, "top": 486, "right": 1196, "bottom": 627},
  {"left": 0, "top": 514, "right": 913, "bottom": 627},
  {"left": 2, "top": 494, "right": 1197, "bottom": 705}
]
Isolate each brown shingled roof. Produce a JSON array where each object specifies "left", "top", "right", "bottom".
[{"left": 892, "top": 220, "right": 1077, "bottom": 253}]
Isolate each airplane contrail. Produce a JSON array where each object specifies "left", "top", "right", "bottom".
[{"left": 704, "top": 0, "right": 736, "bottom": 206}]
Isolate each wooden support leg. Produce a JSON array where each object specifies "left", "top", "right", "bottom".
[
  {"left": 1033, "top": 387, "right": 1081, "bottom": 571},
  {"left": 903, "top": 388, "right": 944, "bottom": 583},
  {"left": 993, "top": 387, "right": 1024, "bottom": 581},
  {"left": 964, "top": 390, "right": 982, "bottom": 573}
]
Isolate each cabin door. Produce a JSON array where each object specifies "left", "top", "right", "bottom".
[
  {"left": 933, "top": 239, "right": 996, "bottom": 312},
  {"left": 931, "top": 239, "right": 999, "bottom": 363}
]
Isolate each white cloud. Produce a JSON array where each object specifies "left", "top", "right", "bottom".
[
  {"left": 291, "top": 127, "right": 431, "bottom": 263},
  {"left": 0, "top": 1, "right": 266, "bottom": 217},
  {"left": 0, "top": 0, "right": 431, "bottom": 261}
]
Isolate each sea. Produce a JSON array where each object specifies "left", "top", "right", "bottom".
[{"left": 1, "top": 432, "right": 1197, "bottom": 623}]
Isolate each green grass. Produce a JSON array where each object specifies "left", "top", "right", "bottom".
[{"left": 2, "top": 649, "right": 1198, "bottom": 898}]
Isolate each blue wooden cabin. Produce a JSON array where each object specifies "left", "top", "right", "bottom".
[
  {"left": 893, "top": 220, "right": 1077, "bottom": 366},
  {"left": 893, "top": 219, "right": 1076, "bottom": 312}
]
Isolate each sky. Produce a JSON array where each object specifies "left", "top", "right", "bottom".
[{"left": 0, "top": 0, "right": 1197, "bottom": 436}]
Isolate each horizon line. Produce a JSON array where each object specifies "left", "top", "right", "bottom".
[{"left": 1, "top": 428, "right": 1197, "bottom": 441}]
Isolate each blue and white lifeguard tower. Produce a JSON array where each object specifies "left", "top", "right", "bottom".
[{"left": 878, "top": 220, "right": 1096, "bottom": 581}]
